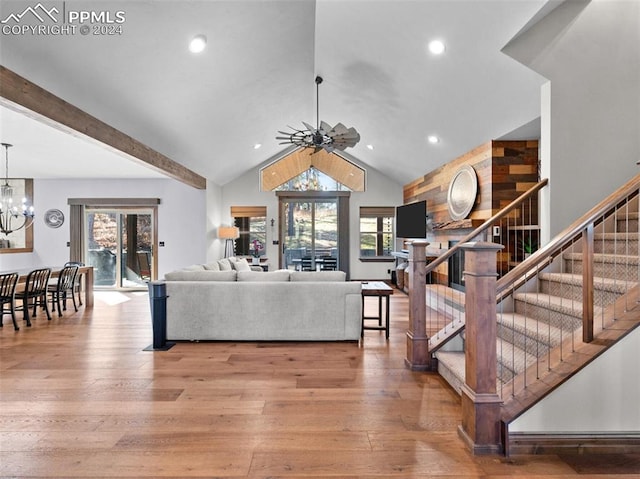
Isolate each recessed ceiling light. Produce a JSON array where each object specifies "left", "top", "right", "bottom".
[
  {"left": 428, "top": 40, "right": 445, "bottom": 55},
  {"left": 366, "top": 144, "right": 374, "bottom": 150},
  {"left": 427, "top": 135, "right": 440, "bottom": 144},
  {"left": 253, "top": 143, "right": 262, "bottom": 150},
  {"left": 189, "top": 34, "right": 207, "bottom": 53}
]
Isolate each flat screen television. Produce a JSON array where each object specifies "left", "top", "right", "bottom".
[{"left": 396, "top": 200, "right": 427, "bottom": 239}]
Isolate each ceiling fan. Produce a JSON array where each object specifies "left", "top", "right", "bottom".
[{"left": 276, "top": 76, "right": 360, "bottom": 153}]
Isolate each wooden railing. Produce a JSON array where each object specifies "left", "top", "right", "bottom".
[
  {"left": 424, "top": 179, "right": 548, "bottom": 352},
  {"left": 406, "top": 173, "right": 640, "bottom": 453},
  {"left": 496, "top": 173, "right": 640, "bottom": 399},
  {"left": 456, "top": 173, "right": 640, "bottom": 453}
]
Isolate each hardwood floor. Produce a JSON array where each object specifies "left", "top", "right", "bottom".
[{"left": 1, "top": 289, "right": 638, "bottom": 478}]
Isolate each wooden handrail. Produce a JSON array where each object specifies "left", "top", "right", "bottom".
[
  {"left": 497, "top": 173, "right": 640, "bottom": 294},
  {"left": 425, "top": 179, "right": 549, "bottom": 275}
]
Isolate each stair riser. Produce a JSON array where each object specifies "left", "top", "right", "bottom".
[
  {"left": 426, "top": 291, "right": 464, "bottom": 321},
  {"left": 565, "top": 260, "right": 639, "bottom": 282},
  {"left": 616, "top": 218, "right": 638, "bottom": 233},
  {"left": 497, "top": 323, "right": 552, "bottom": 359},
  {"left": 514, "top": 300, "right": 582, "bottom": 331},
  {"left": 593, "top": 239, "right": 638, "bottom": 255},
  {"left": 539, "top": 279, "right": 623, "bottom": 307},
  {"left": 497, "top": 361, "right": 516, "bottom": 384}
]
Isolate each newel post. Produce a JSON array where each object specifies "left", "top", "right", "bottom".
[
  {"left": 458, "top": 241, "right": 504, "bottom": 455},
  {"left": 405, "top": 239, "right": 433, "bottom": 370}
]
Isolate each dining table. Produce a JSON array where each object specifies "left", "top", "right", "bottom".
[{"left": 2, "top": 265, "right": 94, "bottom": 308}]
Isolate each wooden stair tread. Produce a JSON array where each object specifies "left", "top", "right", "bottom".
[
  {"left": 595, "top": 232, "right": 640, "bottom": 240},
  {"left": 539, "top": 272, "right": 637, "bottom": 293},
  {"left": 498, "top": 312, "right": 562, "bottom": 346},
  {"left": 563, "top": 252, "right": 640, "bottom": 264},
  {"left": 513, "top": 292, "right": 604, "bottom": 318}
]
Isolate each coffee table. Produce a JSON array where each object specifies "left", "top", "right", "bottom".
[{"left": 361, "top": 281, "right": 393, "bottom": 339}]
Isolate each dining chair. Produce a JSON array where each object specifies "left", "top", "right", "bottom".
[
  {"left": 64, "top": 261, "right": 85, "bottom": 306},
  {"left": 48, "top": 265, "right": 79, "bottom": 317},
  {"left": 320, "top": 257, "right": 338, "bottom": 271},
  {"left": 14, "top": 268, "right": 52, "bottom": 327},
  {"left": 0, "top": 272, "right": 19, "bottom": 331},
  {"left": 300, "top": 256, "right": 314, "bottom": 271}
]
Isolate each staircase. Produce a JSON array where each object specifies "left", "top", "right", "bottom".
[
  {"left": 414, "top": 176, "right": 640, "bottom": 454},
  {"left": 435, "top": 216, "right": 639, "bottom": 394}
]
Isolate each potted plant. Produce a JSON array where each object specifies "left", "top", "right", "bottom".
[
  {"left": 519, "top": 237, "right": 537, "bottom": 259},
  {"left": 250, "top": 239, "right": 264, "bottom": 264}
]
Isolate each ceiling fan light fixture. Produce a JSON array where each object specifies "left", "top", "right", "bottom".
[
  {"left": 276, "top": 76, "right": 360, "bottom": 153},
  {"left": 189, "top": 34, "right": 207, "bottom": 53}
]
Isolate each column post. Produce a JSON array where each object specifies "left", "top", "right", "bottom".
[
  {"left": 457, "top": 241, "right": 504, "bottom": 455},
  {"left": 405, "top": 239, "right": 433, "bottom": 370}
]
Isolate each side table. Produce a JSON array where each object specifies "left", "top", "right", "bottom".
[{"left": 361, "top": 281, "right": 393, "bottom": 339}]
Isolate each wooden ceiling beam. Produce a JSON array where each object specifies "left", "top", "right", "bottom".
[{"left": 0, "top": 65, "right": 206, "bottom": 190}]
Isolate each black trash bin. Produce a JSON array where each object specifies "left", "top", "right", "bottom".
[{"left": 144, "top": 281, "right": 175, "bottom": 351}]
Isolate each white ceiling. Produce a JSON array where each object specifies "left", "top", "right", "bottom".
[{"left": 0, "top": 0, "right": 549, "bottom": 187}]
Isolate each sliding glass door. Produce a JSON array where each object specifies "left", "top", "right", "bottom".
[
  {"left": 280, "top": 198, "right": 338, "bottom": 271},
  {"left": 85, "top": 208, "right": 154, "bottom": 289}
]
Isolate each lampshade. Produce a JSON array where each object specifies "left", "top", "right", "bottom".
[{"left": 218, "top": 226, "right": 239, "bottom": 240}]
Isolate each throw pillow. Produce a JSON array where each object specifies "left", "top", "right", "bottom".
[
  {"left": 203, "top": 261, "right": 221, "bottom": 271},
  {"left": 230, "top": 257, "right": 252, "bottom": 272},
  {"left": 217, "top": 258, "right": 232, "bottom": 271}
]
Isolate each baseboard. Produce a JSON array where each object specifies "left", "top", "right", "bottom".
[{"left": 508, "top": 432, "right": 640, "bottom": 455}]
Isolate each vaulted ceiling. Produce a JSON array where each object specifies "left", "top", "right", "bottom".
[{"left": 0, "top": 0, "right": 549, "bottom": 187}]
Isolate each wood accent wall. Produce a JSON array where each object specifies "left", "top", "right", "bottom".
[{"left": 403, "top": 140, "right": 538, "bottom": 284}]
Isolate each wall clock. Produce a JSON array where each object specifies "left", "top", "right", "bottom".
[
  {"left": 44, "top": 209, "right": 65, "bottom": 228},
  {"left": 447, "top": 165, "right": 478, "bottom": 221}
]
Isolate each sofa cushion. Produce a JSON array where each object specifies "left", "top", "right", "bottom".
[
  {"left": 237, "top": 270, "right": 290, "bottom": 282},
  {"left": 217, "top": 258, "right": 233, "bottom": 271},
  {"left": 203, "top": 261, "right": 221, "bottom": 271},
  {"left": 182, "top": 264, "right": 206, "bottom": 272},
  {"left": 229, "top": 257, "right": 252, "bottom": 272},
  {"left": 164, "top": 270, "right": 237, "bottom": 281},
  {"left": 290, "top": 271, "right": 346, "bottom": 282}
]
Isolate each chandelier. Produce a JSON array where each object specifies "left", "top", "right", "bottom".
[
  {"left": 1, "top": 143, "right": 35, "bottom": 236},
  {"left": 276, "top": 76, "right": 360, "bottom": 153}
]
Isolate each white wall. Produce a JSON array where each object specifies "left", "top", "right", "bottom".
[
  {"left": 506, "top": 0, "right": 640, "bottom": 237},
  {"left": 205, "top": 180, "right": 224, "bottom": 263},
  {"left": 504, "top": 0, "right": 640, "bottom": 434},
  {"left": 214, "top": 154, "right": 403, "bottom": 279},
  {"left": 0, "top": 178, "right": 206, "bottom": 278},
  {"left": 510, "top": 327, "right": 640, "bottom": 433}
]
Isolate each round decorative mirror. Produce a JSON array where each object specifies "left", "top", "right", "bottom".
[{"left": 447, "top": 165, "right": 478, "bottom": 220}]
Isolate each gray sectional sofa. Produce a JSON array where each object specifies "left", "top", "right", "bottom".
[{"left": 161, "top": 263, "right": 362, "bottom": 341}]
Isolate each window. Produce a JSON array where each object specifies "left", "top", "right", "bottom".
[
  {"left": 359, "top": 207, "right": 394, "bottom": 260},
  {"left": 231, "top": 206, "right": 267, "bottom": 256}
]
